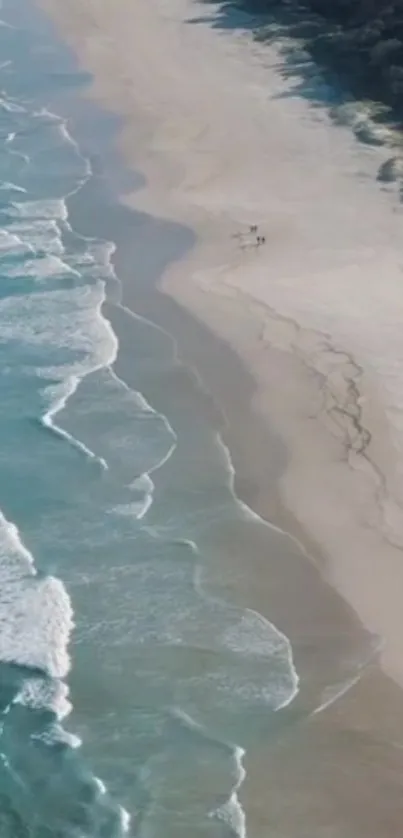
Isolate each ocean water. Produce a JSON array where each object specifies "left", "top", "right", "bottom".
[{"left": 0, "top": 1, "right": 303, "bottom": 836}]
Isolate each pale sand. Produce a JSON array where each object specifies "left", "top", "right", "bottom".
[
  {"left": 37, "top": 0, "right": 403, "bottom": 690},
  {"left": 36, "top": 0, "right": 403, "bottom": 833}
]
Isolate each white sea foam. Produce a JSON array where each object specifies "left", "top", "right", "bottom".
[
  {"left": 113, "top": 473, "right": 155, "bottom": 519},
  {"left": 35, "top": 107, "right": 92, "bottom": 179},
  {"left": 0, "top": 283, "right": 115, "bottom": 363},
  {"left": 312, "top": 636, "right": 383, "bottom": 714},
  {"left": 41, "top": 376, "right": 108, "bottom": 469},
  {"left": 312, "top": 671, "right": 365, "bottom": 716},
  {"left": 118, "top": 806, "right": 131, "bottom": 834},
  {"left": 0, "top": 270, "right": 117, "bottom": 463},
  {"left": 1, "top": 110, "right": 131, "bottom": 487},
  {"left": 222, "top": 611, "right": 291, "bottom": 659},
  {"left": 31, "top": 726, "right": 82, "bottom": 749},
  {"left": 0, "top": 106, "right": 124, "bottom": 479},
  {"left": 212, "top": 791, "right": 246, "bottom": 838},
  {"left": 4, "top": 130, "right": 30, "bottom": 166},
  {"left": 0, "top": 123, "right": 109, "bottom": 666},
  {"left": 94, "top": 777, "right": 107, "bottom": 796},
  {"left": 0, "top": 85, "right": 135, "bottom": 832},
  {"left": 0, "top": 180, "right": 26, "bottom": 193},
  {"left": 14, "top": 678, "right": 72, "bottom": 719},
  {"left": 10, "top": 198, "right": 68, "bottom": 221},
  {"left": 0, "top": 228, "right": 33, "bottom": 256},
  {"left": 171, "top": 708, "right": 247, "bottom": 838},
  {"left": 7, "top": 199, "right": 68, "bottom": 256},
  {"left": 0, "top": 511, "right": 73, "bottom": 678},
  {"left": 210, "top": 744, "right": 246, "bottom": 838},
  {"left": 221, "top": 610, "right": 299, "bottom": 709},
  {"left": 214, "top": 430, "right": 288, "bottom": 536},
  {"left": 193, "top": 564, "right": 299, "bottom": 712},
  {"left": 10, "top": 252, "right": 78, "bottom": 280},
  {"left": 0, "top": 97, "right": 24, "bottom": 113}
]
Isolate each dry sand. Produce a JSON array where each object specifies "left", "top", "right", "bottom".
[{"left": 36, "top": 0, "right": 403, "bottom": 834}]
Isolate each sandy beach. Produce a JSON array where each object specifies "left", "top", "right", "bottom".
[
  {"left": 37, "top": 0, "right": 403, "bottom": 686},
  {"left": 35, "top": 0, "right": 403, "bottom": 833}
]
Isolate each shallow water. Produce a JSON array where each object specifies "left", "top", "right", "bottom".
[{"left": 0, "top": 2, "right": 306, "bottom": 835}]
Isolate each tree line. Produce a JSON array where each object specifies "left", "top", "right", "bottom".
[{"left": 210, "top": 0, "right": 403, "bottom": 118}]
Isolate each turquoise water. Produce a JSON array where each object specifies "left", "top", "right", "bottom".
[{"left": 0, "top": 1, "right": 303, "bottom": 835}]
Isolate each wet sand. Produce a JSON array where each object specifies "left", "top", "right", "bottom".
[{"left": 36, "top": 0, "right": 403, "bottom": 834}]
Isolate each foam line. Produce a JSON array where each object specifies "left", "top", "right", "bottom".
[
  {"left": 170, "top": 707, "right": 247, "bottom": 838},
  {"left": 41, "top": 375, "right": 108, "bottom": 470}
]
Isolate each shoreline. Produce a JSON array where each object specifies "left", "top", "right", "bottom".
[
  {"left": 37, "top": 0, "right": 403, "bottom": 690},
  {"left": 65, "top": 144, "right": 370, "bottom": 705},
  {"left": 26, "top": 0, "right": 403, "bottom": 833}
]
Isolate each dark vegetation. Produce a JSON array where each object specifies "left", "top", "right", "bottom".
[
  {"left": 296, "top": 0, "right": 403, "bottom": 111},
  {"left": 196, "top": 0, "right": 403, "bottom": 125}
]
